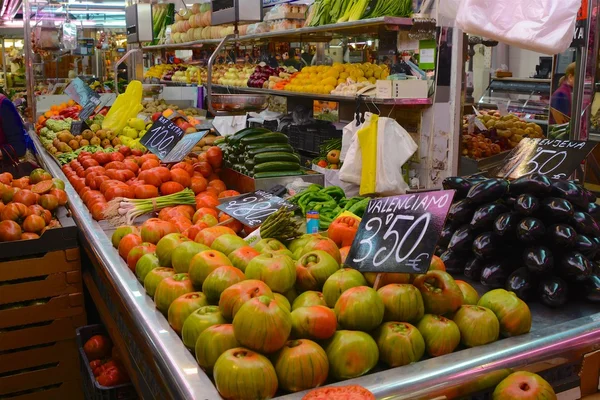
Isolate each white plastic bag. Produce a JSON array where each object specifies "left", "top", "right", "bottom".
[
  {"left": 212, "top": 115, "right": 247, "bottom": 136},
  {"left": 339, "top": 119, "right": 364, "bottom": 185},
  {"left": 438, "top": 0, "right": 461, "bottom": 21},
  {"left": 340, "top": 119, "right": 361, "bottom": 162},
  {"left": 456, "top": 0, "right": 580, "bottom": 55},
  {"left": 375, "top": 117, "right": 417, "bottom": 195}
]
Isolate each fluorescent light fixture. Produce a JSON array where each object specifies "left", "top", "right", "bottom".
[
  {"left": 0, "top": 20, "right": 23, "bottom": 27},
  {"left": 64, "top": 1, "right": 124, "bottom": 5}
]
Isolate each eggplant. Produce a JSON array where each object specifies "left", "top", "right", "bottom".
[
  {"left": 559, "top": 251, "right": 593, "bottom": 283},
  {"left": 464, "top": 257, "right": 485, "bottom": 280},
  {"left": 570, "top": 211, "right": 600, "bottom": 237},
  {"left": 493, "top": 212, "right": 520, "bottom": 237},
  {"left": 448, "top": 199, "right": 474, "bottom": 225},
  {"left": 583, "top": 274, "right": 600, "bottom": 303},
  {"left": 514, "top": 194, "right": 540, "bottom": 216},
  {"left": 470, "top": 203, "right": 508, "bottom": 231},
  {"left": 466, "top": 179, "right": 509, "bottom": 205},
  {"left": 506, "top": 267, "right": 535, "bottom": 301},
  {"left": 438, "top": 225, "right": 455, "bottom": 249},
  {"left": 540, "top": 197, "right": 574, "bottom": 221},
  {"left": 583, "top": 188, "right": 597, "bottom": 203},
  {"left": 472, "top": 232, "right": 500, "bottom": 260},
  {"left": 448, "top": 225, "right": 474, "bottom": 253},
  {"left": 480, "top": 262, "right": 510, "bottom": 288},
  {"left": 509, "top": 173, "right": 552, "bottom": 196},
  {"left": 547, "top": 224, "right": 577, "bottom": 248},
  {"left": 538, "top": 277, "right": 569, "bottom": 308},
  {"left": 586, "top": 202, "right": 600, "bottom": 219},
  {"left": 574, "top": 234, "right": 598, "bottom": 258},
  {"left": 516, "top": 218, "right": 546, "bottom": 243},
  {"left": 439, "top": 249, "right": 466, "bottom": 274},
  {"left": 467, "top": 176, "right": 487, "bottom": 185},
  {"left": 503, "top": 196, "right": 517, "bottom": 208},
  {"left": 551, "top": 180, "right": 588, "bottom": 208},
  {"left": 523, "top": 246, "right": 554, "bottom": 274},
  {"left": 442, "top": 177, "right": 471, "bottom": 199}
]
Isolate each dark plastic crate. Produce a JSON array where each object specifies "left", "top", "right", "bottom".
[
  {"left": 283, "top": 121, "right": 342, "bottom": 154},
  {"left": 248, "top": 120, "right": 279, "bottom": 131},
  {"left": 76, "top": 325, "right": 137, "bottom": 400}
]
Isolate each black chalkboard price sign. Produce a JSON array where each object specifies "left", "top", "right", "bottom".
[
  {"left": 70, "top": 120, "right": 90, "bottom": 136},
  {"left": 495, "top": 138, "right": 597, "bottom": 180},
  {"left": 346, "top": 190, "right": 455, "bottom": 274},
  {"left": 217, "top": 190, "right": 295, "bottom": 227},
  {"left": 140, "top": 115, "right": 185, "bottom": 159}
]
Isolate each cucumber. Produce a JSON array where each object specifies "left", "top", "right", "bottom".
[
  {"left": 254, "top": 170, "right": 305, "bottom": 179},
  {"left": 254, "top": 161, "right": 300, "bottom": 173},
  {"left": 230, "top": 128, "right": 270, "bottom": 144},
  {"left": 245, "top": 143, "right": 291, "bottom": 151},
  {"left": 240, "top": 132, "right": 288, "bottom": 146},
  {"left": 254, "top": 152, "right": 300, "bottom": 164},
  {"left": 246, "top": 145, "right": 294, "bottom": 157}
]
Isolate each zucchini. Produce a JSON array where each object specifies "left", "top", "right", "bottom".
[
  {"left": 254, "top": 161, "right": 301, "bottom": 173},
  {"left": 254, "top": 152, "right": 300, "bottom": 164},
  {"left": 246, "top": 145, "right": 294, "bottom": 157},
  {"left": 230, "top": 127, "right": 270, "bottom": 144},
  {"left": 240, "top": 132, "right": 289, "bottom": 146},
  {"left": 245, "top": 143, "right": 291, "bottom": 151},
  {"left": 254, "top": 170, "right": 305, "bottom": 179}
]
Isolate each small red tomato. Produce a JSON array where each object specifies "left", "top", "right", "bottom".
[{"left": 83, "top": 335, "right": 112, "bottom": 360}]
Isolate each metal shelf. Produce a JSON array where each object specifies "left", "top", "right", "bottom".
[
  {"left": 210, "top": 84, "right": 433, "bottom": 106},
  {"left": 143, "top": 16, "right": 413, "bottom": 51}
]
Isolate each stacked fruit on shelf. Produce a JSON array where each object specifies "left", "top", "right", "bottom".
[
  {"left": 461, "top": 111, "right": 545, "bottom": 159},
  {"left": 0, "top": 169, "right": 67, "bottom": 242},
  {"left": 61, "top": 143, "right": 224, "bottom": 222},
  {"left": 111, "top": 202, "right": 532, "bottom": 399},
  {"left": 439, "top": 175, "right": 600, "bottom": 306},
  {"left": 217, "top": 128, "right": 304, "bottom": 178},
  {"left": 38, "top": 117, "right": 120, "bottom": 156},
  {"left": 312, "top": 138, "right": 342, "bottom": 169},
  {"left": 216, "top": 64, "right": 259, "bottom": 87},
  {"left": 248, "top": 65, "right": 294, "bottom": 88},
  {"left": 285, "top": 63, "right": 387, "bottom": 95},
  {"left": 169, "top": 4, "right": 237, "bottom": 43}
]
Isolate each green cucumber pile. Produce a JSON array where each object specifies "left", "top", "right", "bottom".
[
  {"left": 548, "top": 123, "right": 570, "bottom": 140},
  {"left": 217, "top": 128, "right": 305, "bottom": 179}
]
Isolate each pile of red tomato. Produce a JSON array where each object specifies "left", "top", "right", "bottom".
[
  {"left": 0, "top": 170, "right": 68, "bottom": 242},
  {"left": 60, "top": 145, "right": 228, "bottom": 221},
  {"left": 83, "top": 333, "right": 130, "bottom": 387}
]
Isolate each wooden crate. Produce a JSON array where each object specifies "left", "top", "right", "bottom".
[
  {"left": 0, "top": 248, "right": 80, "bottom": 283},
  {"left": 0, "top": 314, "right": 87, "bottom": 352},
  {"left": 0, "top": 339, "right": 82, "bottom": 397},
  {"left": 0, "top": 293, "right": 85, "bottom": 329},
  {"left": 4, "top": 380, "right": 83, "bottom": 400}
]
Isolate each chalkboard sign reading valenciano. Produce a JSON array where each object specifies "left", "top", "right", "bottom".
[
  {"left": 217, "top": 190, "right": 295, "bottom": 227},
  {"left": 346, "top": 190, "right": 455, "bottom": 274},
  {"left": 496, "top": 138, "right": 597, "bottom": 180}
]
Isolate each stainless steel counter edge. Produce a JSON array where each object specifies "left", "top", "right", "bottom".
[{"left": 30, "top": 133, "right": 221, "bottom": 399}]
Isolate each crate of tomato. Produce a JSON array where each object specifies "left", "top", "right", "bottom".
[{"left": 76, "top": 325, "right": 136, "bottom": 400}]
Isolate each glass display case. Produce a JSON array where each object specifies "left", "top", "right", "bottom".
[{"left": 478, "top": 77, "right": 551, "bottom": 126}]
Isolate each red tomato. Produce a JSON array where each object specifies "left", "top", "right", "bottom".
[
  {"left": 82, "top": 158, "right": 100, "bottom": 169},
  {"left": 206, "top": 146, "right": 223, "bottom": 169},
  {"left": 154, "top": 167, "right": 172, "bottom": 183},
  {"left": 13, "top": 190, "right": 38, "bottom": 206},
  {"left": 195, "top": 194, "right": 219, "bottom": 209},
  {"left": 141, "top": 159, "right": 160, "bottom": 171},
  {"left": 138, "top": 170, "right": 163, "bottom": 187},
  {"left": 89, "top": 360, "right": 103, "bottom": 371},
  {"left": 97, "top": 366, "right": 129, "bottom": 387},
  {"left": 110, "top": 152, "right": 125, "bottom": 162},
  {"left": 119, "top": 146, "right": 132, "bottom": 157},
  {"left": 160, "top": 181, "right": 185, "bottom": 195},
  {"left": 219, "top": 212, "right": 242, "bottom": 233},
  {"left": 12, "top": 177, "right": 30, "bottom": 189},
  {"left": 140, "top": 153, "right": 159, "bottom": 163},
  {"left": 192, "top": 207, "right": 218, "bottom": 224},
  {"left": 23, "top": 214, "right": 46, "bottom": 233},
  {"left": 208, "top": 179, "right": 226, "bottom": 194},
  {"left": 194, "top": 161, "right": 212, "bottom": 178},
  {"left": 84, "top": 335, "right": 112, "bottom": 360},
  {"left": 105, "top": 161, "right": 127, "bottom": 171},
  {"left": 84, "top": 166, "right": 106, "bottom": 177},
  {"left": 0, "top": 220, "right": 21, "bottom": 241},
  {"left": 171, "top": 162, "right": 194, "bottom": 176},
  {"left": 172, "top": 205, "right": 195, "bottom": 220},
  {"left": 0, "top": 172, "right": 13, "bottom": 184},
  {"left": 90, "top": 202, "right": 108, "bottom": 221},
  {"left": 190, "top": 176, "right": 208, "bottom": 194},
  {"left": 169, "top": 168, "right": 191, "bottom": 188},
  {"left": 134, "top": 185, "right": 159, "bottom": 199},
  {"left": 1, "top": 203, "right": 29, "bottom": 223},
  {"left": 168, "top": 215, "right": 192, "bottom": 232},
  {"left": 123, "top": 159, "right": 139, "bottom": 175},
  {"left": 118, "top": 233, "right": 142, "bottom": 259},
  {"left": 105, "top": 186, "right": 134, "bottom": 201},
  {"left": 218, "top": 190, "right": 241, "bottom": 199}
]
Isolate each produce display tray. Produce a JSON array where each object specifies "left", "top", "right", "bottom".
[
  {"left": 220, "top": 167, "right": 324, "bottom": 193},
  {"left": 458, "top": 151, "right": 510, "bottom": 177},
  {"left": 29, "top": 131, "right": 600, "bottom": 400}
]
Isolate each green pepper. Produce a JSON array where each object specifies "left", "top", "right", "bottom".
[
  {"left": 321, "top": 186, "right": 346, "bottom": 203},
  {"left": 343, "top": 196, "right": 364, "bottom": 211},
  {"left": 348, "top": 197, "right": 371, "bottom": 217},
  {"left": 288, "top": 184, "right": 323, "bottom": 204}
]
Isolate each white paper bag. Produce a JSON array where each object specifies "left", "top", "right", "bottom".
[{"left": 456, "top": 0, "right": 580, "bottom": 55}]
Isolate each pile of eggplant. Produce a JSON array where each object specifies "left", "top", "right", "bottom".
[{"left": 438, "top": 174, "right": 600, "bottom": 307}]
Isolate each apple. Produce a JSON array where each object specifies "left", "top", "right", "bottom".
[
  {"left": 211, "top": 234, "right": 248, "bottom": 256},
  {"left": 188, "top": 250, "right": 232, "bottom": 288},
  {"left": 228, "top": 246, "right": 260, "bottom": 272},
  {"left": 111, "top": 225, "right": 139, "bottom": 248},
  {"left": 245, "top": 253, "right": 296, "bottom": 294},
  {"left": 156, "top": 233, "right": 190, "bottom": 268},
  {"left": 172, "top": 241, "right": 211, "bottom": 273},
  {"left": 295, "top": 250, "right": 341, "bottom": 292}
]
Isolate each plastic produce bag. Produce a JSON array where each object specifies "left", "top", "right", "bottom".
[
  {"left": 102, "top": 81, "right": 143, "bottom": 134},
  {"left": 340, "top": 119, "right": 361, "bottom": 162},
  {"left": 375, "top": 117, "right": 417, "bottom": 195},
  {"left": 339, "top": 121, "right": 364, "bottom": 185},
  {"left": 456, "top": 0, "right": 580, "bottom": 54}
]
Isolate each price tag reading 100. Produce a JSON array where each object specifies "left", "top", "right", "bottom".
[
  {"left": 346, "top": 190, "right": 455, "bottom": 274},
  {"left": 140, "top": 116, "right": 185, "bottom": 159}
]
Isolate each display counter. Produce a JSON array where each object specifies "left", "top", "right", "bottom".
[{"left": 30, "top": 131, "right": 600, "bottom": 399}]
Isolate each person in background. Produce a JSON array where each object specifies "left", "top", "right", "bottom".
[
  {"left": 0, "top": 88, "right": 27, "bottom": 158},
  {"left": 550, "top": 62, "right": 576, "bottom": 124}
]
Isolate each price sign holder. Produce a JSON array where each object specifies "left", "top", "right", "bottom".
[
  {"left": 140, "top": 115, "right": 185, "bottom": 159},
  {"left": 70, "top": 120, "right": 90, "bottom": 136},
  {"left": 346, "top": 190, "right": 455, "bottom": 274},
  {"left": 162, "top": 131, "right": 209, "bottom": 164},
  {"left": 64, "top": 77, "right": 102, "bottom": 121},
  {"left": 494, "top": 138, "right": 597, "bottom": 180},
  {"left": 217, "top": 190, "right": 295, "bottom": 227}
]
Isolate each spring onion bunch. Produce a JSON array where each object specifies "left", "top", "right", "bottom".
[{"left": 104, "top": 188, "right": 196, "bottom": 226}]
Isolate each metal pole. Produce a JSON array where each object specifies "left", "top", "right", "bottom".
[
  {"left": 206, "top": 33, "right": 236, "bottom": 116},
  {"left": 1, "top": 38, "right": 6, "bottom": 91},
  {"left": 23, "top": 0, "right": 35, "bottom": 123}
]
